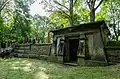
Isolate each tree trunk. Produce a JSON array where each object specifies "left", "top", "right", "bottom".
[
  {"left": 47, "top": 32, "right": 50, "bottom": 43},
  {"left": 113, "top": 24, "right": 118, "bottom": 41},
  {"left": 113, "top": 14, "right": 118, "bottom": 41},
  {"left": 117, "top": 15, "right": 120, "bottom": 40},
  {"left": 68, "top": 18, "right": 73, "bottom": 27},
  {"left": 87, "top": 0, "right": 103, "bottom": 22},
  {"left": 69, "top": 0, "right": 73, "bottom": 26},
  {"left": 23, "top": 33, "right": 28, "bottom": 43},
  {"left": 90, "top": 9, "right": 95, "bottom": 22}
]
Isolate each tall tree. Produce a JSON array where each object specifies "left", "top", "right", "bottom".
[
  {"left": 86, "top": 0, "right": 104, "bottom": 22},
  {"left": 31, "top": 15, "right": 51, "bottom": 43},
  {"left": 12, "top": 0, "right": 32, "bottom": 43},
  {"left": 105, "top": 0, "right": 120, "bottom": 40},
  {"left": 41, "top": 0, "right": 78, "bottom": 26},
  {"left": 0, "top": 0, "right": 12, "bottom": 47}
]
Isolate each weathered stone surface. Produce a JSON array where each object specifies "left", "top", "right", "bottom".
[
  {"left": 106, "top": 46, "right": 120, "bottom": 64},
  {"left": 87, "top": 34, "right": 106, "bottom": 62},
  {"left": 30, "top": 44, "right": 51, "bottom": 56},
  {"left": 77, "top": 58, "right": 85, "bottom": 66},
  {"left": 11, "top": 44, "right": 51, "bottom": 58}
]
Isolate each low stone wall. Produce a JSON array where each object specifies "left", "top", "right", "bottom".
[
  {"left": 30, "top": 44, "right": 51, "bottom": 56},
  {"left": 12, "top": 44, "right": 120, "bottom": 66},
  {"left": 11, "top": 43, "right": 52, "bottom": 59},
  {"left": 105, "top": 46, "right": 120, "bottom": 64}
]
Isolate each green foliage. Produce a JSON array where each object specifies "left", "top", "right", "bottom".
[
  {"left": 95, "top": 3, "right": 108, "bottom": 21},
  {"left": 49, "top": 11, "right": 69, "bottom": 28},
  {"left": 49, "top": 7, "right": 89, "bottom": 28},
  {"left": 0, "top": 0, "right": 120, "bottom": 45},
  {"left": 0, "top": 0, "right": 52, "bottom": 44},
  {"left": 104, "top": 0, "right": 120, "bottom": 40},
  {"left": 9, "top": 0, "right": 32, "bottom": 43},
  {"left": 0, "top": 14, "right": 6, "bottom": 42},
  {"left": 0, "top": 0, "right": 34, "bottom": 44},
  {"left": 74, "top": 7, "right": 89, "bottom": 23},
  {"left": 31, "top": 15, "right": 51, "bottom": 43}
]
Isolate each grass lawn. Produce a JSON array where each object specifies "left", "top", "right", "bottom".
[{"left": 0, "top": 58, "right": 120, "bottom": 79}]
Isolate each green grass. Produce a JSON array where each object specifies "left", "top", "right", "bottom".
[{"left": 0, "top": 58, "right": 120, "bottom": 79}]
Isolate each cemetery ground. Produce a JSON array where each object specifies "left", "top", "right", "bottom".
[{"left": 0, "top": 58, "right": 120, "bottom": 79}]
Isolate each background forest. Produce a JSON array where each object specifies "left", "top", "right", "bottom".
[{"left": 0, "top": 0, "right": 120, "bottom": 47}]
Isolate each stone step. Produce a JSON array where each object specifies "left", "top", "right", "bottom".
[
  {"left": 64, "top": 62, "right": 78, "bottom": 66},
  {"left": 10, "top": 53, "right": 39, "bottom": 58},
  {"left": 15, "top": 47, "right": 30, "bottom": 50},
  {"left": 40, "top": 55, "right": 48, "bottom": 57},
  {"left": 12, "top": 51, "right": 38, "bottom": 54},
  {"left": 108, "top": 60, "right": 120, "bottom": 63},
  {"left": 15, "top": 44, "right": 31, "bottom": 47},
  {"left": 14, "top": 50, "right": 25, "bottom": 53},
  {"left": 39, "top": 55, "right": 48, "bottom": 60}
]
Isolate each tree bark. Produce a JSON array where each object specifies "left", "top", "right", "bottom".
[
  {"left": 113, "top": 24, "right": 118, "bottom": 41},
  {"left": 69, "top": 0, "right": 73, "bottom": 26},
  {"left": 90, "top": 9, "right": 95, "bottom": 22},
  {"left": 47, "top": 32, "right": 50, "bottom": 43},
  {"left": 87, "top": 0, "right": 103, "bottom": 22}
]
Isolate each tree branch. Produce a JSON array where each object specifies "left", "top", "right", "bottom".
[
  {"left": 0, "top": 0, "right": 11, "bottom": 12},
  {"left": 95, "top": 0, "right": 103, "bottom": 10},
  {"left": 92, "top": 0, "right": 96, "bottom": 9},
  {"left": 54, "top": 0, "right": 69, "bottom": 10},
  {"left": 73, "top": 0, "right": 78, "bottom": 6},
  {"left": 56, "top": 6, "right": 70, "bottom": 18},
  {"left": 86, "top": 0, "right": 91, "bottom": 10}
]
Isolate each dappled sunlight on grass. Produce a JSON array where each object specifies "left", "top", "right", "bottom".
[
  {"left": 7, "top": 59, "right": 33, "bottom": 72},
  {"left": 10, "top": 62, "right": 32, "bottom": 72},
  {"left": 0, "top": 58, "right": 120, "bottom": 79},
  {"left": 0, "top": 58, "right": 51, "bottom": 79},
  {"left": 34, "top": 71, "right": 48, "bottom": 79}
]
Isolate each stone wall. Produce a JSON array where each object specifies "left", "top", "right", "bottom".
[
  {"left": 11, "top": 43, "right": 51, "bottom": 59},
  {"left": 30, "top": 44, "right": 51, "bottom": 56},
  {"left": 12, "top": 43, "right": 120, "bottom": 66},
  {"left": 105, "top": 46, "right": 120, "bottom": 64},
  {"left": 87, "top": 33, "right": 106, "bottom": 62}
]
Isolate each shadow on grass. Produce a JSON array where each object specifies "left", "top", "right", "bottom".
[
  {"left": 0, "top": 58, "right": 50, "bottom": 79},
  {"left": 0, "top": 58, "right": 120, "bottom": 79}
]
